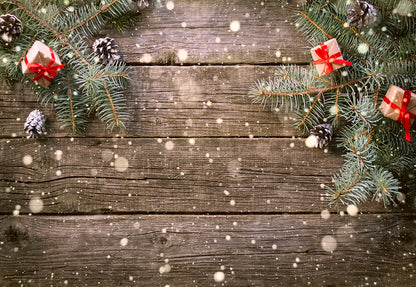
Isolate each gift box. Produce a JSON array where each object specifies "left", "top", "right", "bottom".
[
  {"left": 379, "top": 85, "right": 416, "bottom": 141},
  {"left": 311, "top": 38, "right": 351, "bottom": 76},
  {"left": 21, "top": 40, "right": 64, "bottom": 88}
]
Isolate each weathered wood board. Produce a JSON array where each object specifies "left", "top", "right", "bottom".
[
  {"left": 0, "top": 66, "right": 304, "bottom": 138},
  {"left": 0, "top": 214, "right": 415, "bottom": 286},
  {"left": 0, "top": 137, "right": 346, "bottom": 214},
  {"left": 113, "top": 0, "right": 309, "bottom": 65}
]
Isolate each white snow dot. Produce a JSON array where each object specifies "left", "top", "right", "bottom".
[
  {"left": 56, "top": 170, "right": 62, "bottom": 176},
  {"left": 289, "top": 142, "right": 295, "bottom": 148},
  {"left": 272, "top": 244, "right": 277, "bottom": 250},
  {"left": 214, "top": 271, "right": 225, "bottom": 282},
  {"left": 101, "top": 149, "right": 113, "bottom": 162},
  {"left": 321, "top": 209, "right": 331, "bottom": 220},
  {"left": 225, "top": 235, "right": 231, "bottom": 241},
  {"left": 224, "top": 190, "right": 230, "bottom": 196},
  {"left": 159, "top": 264, "right": 171, "bottom": 274},
  {"left": 114, "top": 157, "right": 129, "bottom": 172},
  {"left": 120, "top": 238, "right": 128, "bottom": 247},
  {"left": 275, "top": 50, "right": 281, "bottom": 58},
  {"left": 55, "top": 150, "right": 63, "bottom": 161},
  {"left": 347, "top": 205, "right": 359, "bottom": 216},
  {"left": 29, "top": 197, "right": 44, "bottom": 213},
  {"left": 217, "top": 118, "right": 223, "bottom": 124},
  {"left": 251, "top": 239, "right": 256, "bottom": 244},
  {"left": 181, "top": 22, "right": 187, "bottom": 28},
  {"left": 166, "top": 1, "right": 174, "bottom": 10},
  {"left": 357, "top": 43, "right": 369, "bottom": 54},
  {"left": 230, "top": 21, "right": 240, "bottom": 32},
  {"left": 188, "top": 138, "right": 195, "bottom": 145},
  {"left": 177, "top": 49, "right": 188, "bottom": 62},
  {"left": 140, "top": 53, "right": 153, "bottom": 63},
  {"left": 165, "top": 141, "right": 174, "bottom": 150},
  {"left": 329, "top": 105, "right": 338, "bottom": 115},
  {"left": 396, "top": 192, "right": 405, "bottom": 203},
  {"left": 215, "top": 37, "right": 221, "bottom": 43},
  {"left": 321, "top": 235, "right": 337, "bottom": 252},
  {"left": 23, "top": 155, "right": 33, "bottom": 166},
  {"left": 305, "top": 135, "right": 318, "bottom": 148},
  {"left": 293, "top": 263, "right": 298, "bottom": 268},
  {"left": 229, "top": 199, "right": 235, "bottom": 206}
]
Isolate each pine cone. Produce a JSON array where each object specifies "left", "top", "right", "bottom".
[
  {"left": 347, "top": 0, "right": 378, "bottom": 28},
  {"left": 92, "top": 37, "right": 120, "bottom": 64},
  {"left": 0, "top": 14, "right": 23, "bottom": 43},
  {"left": 310, "top": 124, "right": 333, "bottom": 149},
  {"left": 24, "top": 109, "right": 46, "bottom": 138}
]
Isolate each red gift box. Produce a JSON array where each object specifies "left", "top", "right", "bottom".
[
  {"left": 311, "top": 38, "right": 351, "bottom": 76},
  {"left": 379, "top": 85, "right": 416, "bottom": 141},
  {"left": 21, "top": 41, "right": 65, "bottom": 88}
]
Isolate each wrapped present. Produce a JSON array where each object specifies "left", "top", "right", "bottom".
[
  {"left": 379, "top": 85, "right": 416, "bottom": 141},
  {"left": 311, "top": 38, "right": 351, "bottom": 76},
  {"left": 21, "top": 40, "right": 64, "bottom": 88}
]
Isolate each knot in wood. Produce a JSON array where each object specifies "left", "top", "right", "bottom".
[
  {"left": 387, "top": 227, "right": 416, "bottom": 252},
  {"left": 4, "top": 220, "right": 29, "bottom": 247},
  {"left": 149, "top": 232, "right": 172, "bottom": 249}
]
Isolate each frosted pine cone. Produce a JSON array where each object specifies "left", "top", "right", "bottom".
[
  {"left": 310, "top": 124, "right": 333, "bottom": 149},
  {"left": 24, "top": 109, "right": 46, "bottom": 138},
  {"left": 347, "top": 0, "right": 378, "bottom": 28},
  {"left": 92, "top": 37, "right": 120, "bottom": 64},
  {"left": 0, "top": 14, "right": 23, "bottom": 43}
]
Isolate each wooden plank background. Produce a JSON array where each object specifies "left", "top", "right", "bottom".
[{"left": 0, "top": 0, "right": 415, "bottom": 286}]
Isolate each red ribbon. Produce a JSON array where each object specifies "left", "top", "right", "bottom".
[
  {"left": 383, "top": 88, "right": 416, "bottom": 142},
  {"left": 313, "top": 43, "right": 352, "bottom": 75},
  {"left": 24, "top": 47, "right": 65, "bottom": 83}
]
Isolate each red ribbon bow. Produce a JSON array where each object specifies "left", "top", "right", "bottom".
[
  {"left": 313, "top": 43, "right": 352, "bottom": 75},
  {"left": 383, "top": 88, "right": 416, "bottom": 142},
  {"left": 24, "top": 47, "right": 65, "bottom": 83}
]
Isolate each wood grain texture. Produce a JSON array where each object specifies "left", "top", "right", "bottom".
[
  {"left": 0, "top": 137, "right": 410, "bottom": 214},
  {"left": 0, "top": 66, "right": 303, "bottom": 138},
  {"left": 0, "top": 214, "right": 415, "bottom": 286},
  {"left": 0, "top": 137, "right": 346, "bottom": 214},
  {"left": 112, "top": 0, "right": 309, "bottom": 65}
]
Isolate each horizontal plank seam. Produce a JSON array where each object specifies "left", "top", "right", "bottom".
[
  {"left": 0, "top": 211, "right": 409, "bottom": 216},
  {"left": 0, "top": 172, "right": 337, "bottom": 185}
]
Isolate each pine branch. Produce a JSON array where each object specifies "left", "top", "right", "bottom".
[
  {"left": 9, "top": 0, "right": 92, "bottom": 67},
  {"left": 64, "top": 0, "right": 121, "bottom": 35},
  {"left": 0, "top": 0, "right": 139, "bottom": 134},
  {"left": 250, "top": 0, "right": 416, "bottom": 208}
]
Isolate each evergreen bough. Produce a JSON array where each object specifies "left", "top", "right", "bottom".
[
  {"left": 0, "top": 0, "right": 140, "bottom": 134},
  {"left": 249, "top": 0, "right": 416, "bottom": 208}
]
